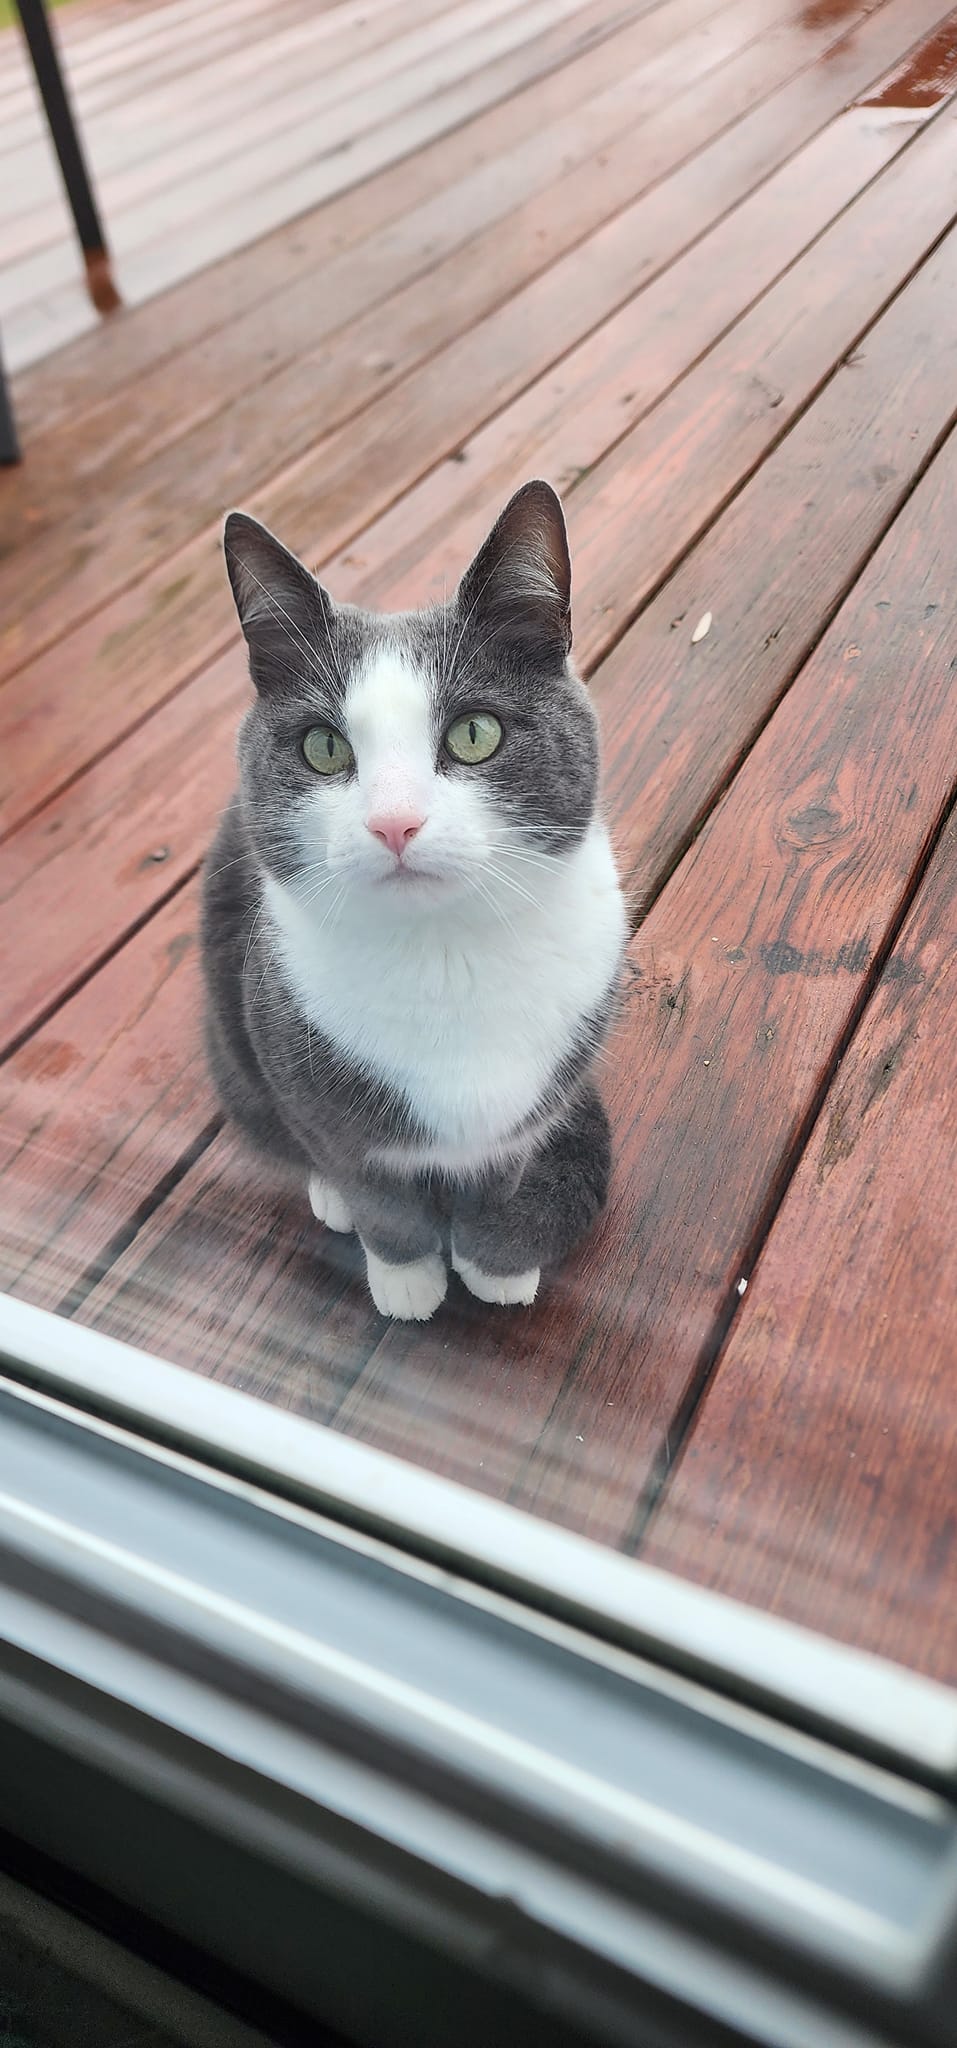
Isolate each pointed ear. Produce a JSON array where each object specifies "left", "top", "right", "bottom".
[
  {"left": 223, "top": 511, "right": 335, "bottom": 690},
  {"left": 456, "top": 480, "right": 572, "bottom": 657}
]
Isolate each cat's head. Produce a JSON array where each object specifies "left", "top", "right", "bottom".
[{"left": 223, "top": 482, "right": 600, "bottom": 918}]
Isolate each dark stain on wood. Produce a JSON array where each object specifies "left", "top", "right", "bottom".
[
  {"left": 760, "top": 936, "right": 871, "bottom": 977},
  {"left": 862, "top": 14, "right": 957, "bottom": 111}
]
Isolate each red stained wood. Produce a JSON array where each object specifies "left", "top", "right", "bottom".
[
  {"left": 1, "top": 0, "right": 591, "bottom": 310},
  {"left": 356, "top": 94, "right": 957, "bottom": 670},
  {"left": 0, "top": 101, "right": 951, "bottom": 1071},
  {"left": 0, "top": 0, "right": 750, "bottom": 548},
  {"left": 8, "top": 224, "right": 956, "bottom": 1424},
  {"left": 1, "top": 0, "right": 880, "bottom": 673},
  {"left": 3, "top": 0, "right": 471, "bottom": 251},
  {"left": 67, "top": 1124, "right": 392, "bottom": 1418},
  {"left": 7, "top": 0, "right": 645, "bottom": 441},
  {"left": 0, "top": 885, "right": 216, "bottom": 1305},
  {"left": 863, "top": 8, "right": 957, "bottom": 108},
  {"left": 0, "top": 659, "right": 242, "bottom": 1054},
  {"left": 3, "top": 8, "right": 949, "bottom": 840},
  {"left": 0, "top": 0, "right": 652, "bottom": 367},
  {"left": 593, "top": 222, "right": 957, "bottom": 908},
  {"left": 642, "top": 807, "right": 957, "bottom": 1687}
]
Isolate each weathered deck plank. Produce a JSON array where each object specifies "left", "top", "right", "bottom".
[
  {"left": 642, "top": 807, "right": 957, "bottom": 1686},
  {"left": 0, "top": 0, "right": 797, "bottom": 600},
  {"left": 4, "top": 0, "right": 677, "bottom": 538},
  {"left": 2, "top": 0, "right": 479, "bottom": 249},
  {"left": 3, "top": 0, "right": 919, "bottom": 686},
  {"left": 0, "top": 0, "right": 656, "bottom": 365},
  {"left": 6, "top": 0, "right": 647, "bottom": 436},
  {"left": 0, "top": 0, "right": 595, "bottom": 317}
]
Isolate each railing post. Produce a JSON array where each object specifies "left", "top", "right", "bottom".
[
  {"left": 0, "top": 335, "right": 20, "bottom": 466},
  {"left": 14, "top": 0, "right": 120, "bottom": 314}
]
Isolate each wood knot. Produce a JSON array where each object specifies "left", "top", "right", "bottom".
[{"left": 786, "top": 803, "right": 843, "bottom": 845}]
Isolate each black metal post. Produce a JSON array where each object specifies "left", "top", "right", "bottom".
[
  {"left": 0, "top": 334, "right": 20, "bottom": 466},
  {"left": 14, "top": 0, "right": 120, "bottom": 314}
]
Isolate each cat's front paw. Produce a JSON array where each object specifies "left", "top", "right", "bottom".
[
  {"left": 308, "top": 1173, "right": 354, "bottom": 1233},
  {"left": 452, "top": 1244, "right": 540, "bottom": 1307},
  {"left": 364, "top": 1248, "right": 448, "bottom": 1321}
]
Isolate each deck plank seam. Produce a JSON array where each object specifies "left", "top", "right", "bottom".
[
  {"left": 624, "top": 376, "right": 957, "bottom": 930},
  {"left": 623, "top": 747, "right": 957, "bottom": 1556},
  {"left": 50, "top": 1113, "right": 223, "bottom": 1322}
]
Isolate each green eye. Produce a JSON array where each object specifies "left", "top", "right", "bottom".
[
  {"left": 303, "top": 725, "right": 353, "bottom": 777},
  {"left": 445, "top": 712, "right": 503, "bottom": 765}
]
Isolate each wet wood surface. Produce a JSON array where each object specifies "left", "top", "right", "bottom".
[
  {"left": 643, "top": 808, "right": 957, "bottom": 1686},
  {"left": 2, "top": 0, "right": 925, "bottom": 685},
  {"left": 2, "top": 0, "right": 957, "bottom": 1682}
]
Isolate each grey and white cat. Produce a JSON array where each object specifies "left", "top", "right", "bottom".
[{"left": 201, "top": 481, "right": 625, "bottom": 1321}]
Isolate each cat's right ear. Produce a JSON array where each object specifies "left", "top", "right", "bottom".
[
  {"left": 456, "top": 480, "right": 572, "bottom": 659},
  {"left": 223, "top": 512, "right": 335, "bottom": 687}
]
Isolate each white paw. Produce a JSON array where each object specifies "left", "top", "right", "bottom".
[
  {"left": 451, "top": 1244, "right": 540, "bottom": 1307},
  {"left": 364, "top": 1248, "right": 448, "bottom": 1321},
  {"left": 308, "top": 1173, "right": 354, "bottom": 1233}
]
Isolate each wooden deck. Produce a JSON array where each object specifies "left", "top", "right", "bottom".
[{"left": 2, "top": 0, "right": 957, "bottom": 1686}]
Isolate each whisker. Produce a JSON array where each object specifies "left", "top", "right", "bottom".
[
  {"left": 482, "top": 860, "right": 543, "bottom": 914},
  {"left": 313, "top": 881, "right": 348, "bottom": 939},
  {"left": 465, "top": 871, "right": 517, "bottom": 943},
  {"left": 241, "top": 896, "right": 270, "bottom": 983},
  {"left": 489, "top": 843, "right": 564, "bottom": 874},
  {"left": 203, "top": 850, "right": 255, "bottom": 881},
  {"left": 250, "top": 937, "right": 280, "bottom": 1007}
]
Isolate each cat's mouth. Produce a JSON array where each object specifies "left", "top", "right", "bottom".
[{"left": 378, "top": 863, "right": 445, "bottom": 889}]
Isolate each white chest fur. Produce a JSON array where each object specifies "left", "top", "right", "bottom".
[{"left": 264, "top": 822, "right": 624, "bottom": 1175}]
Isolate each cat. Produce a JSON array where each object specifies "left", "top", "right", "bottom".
[{"left": 201, "top": 480, "right": 626, "bottom": 1322}]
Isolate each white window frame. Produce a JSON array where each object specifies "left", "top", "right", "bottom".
[{"left": 0, "top": 1292, "right": 954, "bottom": 2048}]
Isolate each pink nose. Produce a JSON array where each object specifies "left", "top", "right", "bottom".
[{"left": 366, "top": 811, "right": 424, "bottom": 859}]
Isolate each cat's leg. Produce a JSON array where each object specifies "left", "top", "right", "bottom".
[
  {"left": 307, "top": 1174, "right": 354, "bottom": 1233},
  {"left": 350, "top": 1174, "right": 447, "bottom": 1322},
  {"left": 363, "top": 1248, "right": 447, "bottom": 1322},
  {"left": 450, "top": 1245, "right": 541, "bottom": 1307},
  {"left": 451, "top": 1083, "right": 611, "bottom": 1306}
]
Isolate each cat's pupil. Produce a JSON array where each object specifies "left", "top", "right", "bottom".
[
  {"left": 469, "top": 720, "right": 477, "bottom": 745},
  {"left": 326, "top": 732, "right": 335, "bottom": 758}
]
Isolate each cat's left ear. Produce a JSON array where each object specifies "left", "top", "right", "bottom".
[
  {"left": 223, "top": 511, "right": 337, "bottom": 690},
  {"left": 456, "top": 480, "right": 572, "bottom": 657}
]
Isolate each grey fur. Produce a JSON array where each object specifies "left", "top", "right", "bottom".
[{"left": 202, "top": 482, "right": 618, "bottom": 1304}]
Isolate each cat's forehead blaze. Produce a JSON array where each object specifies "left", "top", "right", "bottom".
[
  {"left": 344, "top": 643, "right": 434, "bottom": 752},
  {"left": 343, "top": 646, "right": 436, "bottom": 813}
]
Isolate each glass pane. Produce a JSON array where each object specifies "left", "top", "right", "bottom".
[{"left": 2, "top": 0, "right": 955, "bottom": 1697}]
